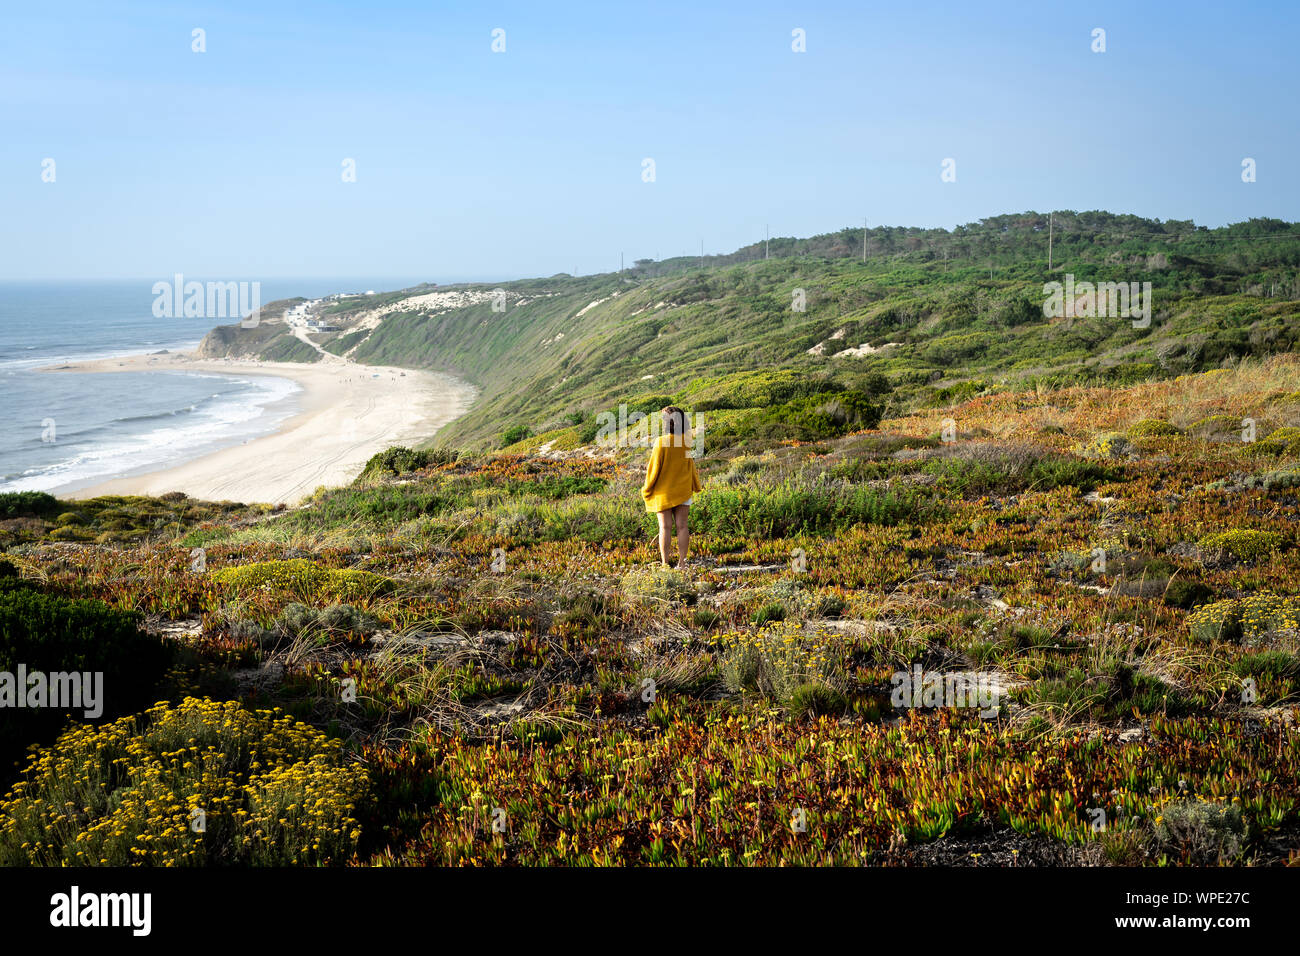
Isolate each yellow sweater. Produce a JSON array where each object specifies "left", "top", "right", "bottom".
[{"left": 641, "top": 433, "right": 702, "bottom": 513}]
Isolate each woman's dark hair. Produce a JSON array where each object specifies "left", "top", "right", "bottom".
[{"left": 661, "top": 405, "right": 686, "bottom": 440}]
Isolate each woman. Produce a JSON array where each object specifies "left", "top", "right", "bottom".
[{"left": 641, "top": 406, "right": 702, "bottom": 569}]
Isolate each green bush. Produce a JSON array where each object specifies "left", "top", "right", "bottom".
[
  {"left": 1078, "top": 433, "right": 1133, "bottom": 460},
  {"left": 812, "top": 592, "right": 847, "bottom": 618},
  {"left": 0, "top": 587, "right": 173, "bottom": 779},
  {"left": 714, "top": 622, "right": 844, "bottom": 710},
  {"left": 1163, "top": 578, "right": 1213, "bottom": 610},
  {"left": 1188, "top": 414, "right": 1247, "bottom": 440},
  {"left": 1128, "top": 419, "right": 1182, "bottom": 438},
  {"left": 356, "top": 445, "right": 456, "bottom": 483},
  {"left": 282, "top": 485, "right": 468, "bottom": 529},
  {"left": 683, "top": 370, "right": 839, "bottom": 412},
  {"left": 501, "top": 425, "right": 532, "bottom": 447},
  {"left": 212, "top": 559, "right": 393, "bottom": 603},
  {"left": 760, "top": 391, "right": 882, "bottom": 440},
  {"left": 0, "top": 492, "right": 60, "bottom": 520}
]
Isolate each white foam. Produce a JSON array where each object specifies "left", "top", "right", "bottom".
[{"left": 1, "top": 372, "right": 303, "bottom": 494}]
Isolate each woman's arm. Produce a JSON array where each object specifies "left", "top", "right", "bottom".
[{"left": 641, "top": 443, "right": 663, "bottom": 499}]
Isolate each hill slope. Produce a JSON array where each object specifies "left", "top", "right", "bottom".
[{"left": 195, "top": 211, "right": 1300, "bottom": 450}]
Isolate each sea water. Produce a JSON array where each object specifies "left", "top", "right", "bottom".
[{"left": 0, "top": 277, "right": 428, "bottom": 495}]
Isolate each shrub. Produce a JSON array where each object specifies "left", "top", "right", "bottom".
[
  {"left": 1198, "top": 529, "right": 1284, "bottom": 561},
  {"left": 620, "top": 566, "right": 695, "bottom": 606},
  {"left": 1188, "top": 414, "right": 1247, "bottom": 440},
  {"left": 763, "top": 578, "right": 810, "bottom": 617},
  {"left": 284, "top": 485, "right": 467, "bottom": 529},
  {"left": 1186, "top": 593, "right": 1300, "bottom": 644},
  {"left": 1151, "top": 800, "right": 1245, "bottom": 865},
  {"left": 0, "top": 492, "right": 60, "bottom": 520},
  {"left": 501, "top": 425, "right": 532, "bottom": 447},
  {"left": 356, "top": 445, "right": 455, "bottom": 483},
  {"left": 212, "top": 559, "right": 393, "bottom": 603},
  {"left": 682, "top": 369, "right": 838, "bottom": 412},
  {"left": 275, "top": 603, "right": 381, "bottom": 646},
  {"left": 1163, "top": 578, "right": 1213, "bottom": 610},
  {"left": 788, "top": 681, "right": 849, "bottom": 718},
  {"left": 1256, "top": 426, "right": 1300, "bottom": 457},
  {"left": 0, "top": 587, "right": 173, "bottom": 778},
  {"left": 1128, "top": 419, "right": 1181, "bottom": 438},
  {"left": 924, "top": 443, "right": 1106, "bottom": 495},
  {"left": 691, "top": 480, "right": 933, "bottom": 538},
  {"left": 0, "top": 697, "right": 367, "bottom": 866},
  {"left": 713, "top": 622, "right": 845, "bottom": 708},
  {"left": 812, "top": 593, "right": 847, "bottom": 618},
  {"left": 692, "top": 608, "right": 720, "bottom": 630},
  {"left": 1079, "top": 433, "right": 1133, "bottom": 460}
]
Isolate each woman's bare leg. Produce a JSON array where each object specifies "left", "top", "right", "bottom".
[
  {"left": 656, "top": 509, "right": 673, "bottom": 566},
  {"left": 674, "top": 505, "right": 690, "bottom": 567}
]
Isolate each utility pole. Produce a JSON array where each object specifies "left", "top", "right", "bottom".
[
  {"left": 1048, "top": 211, "right": 1054, "bottom": 270},
  {"left": 862, "top": 219, "right": 868, "bottom": 262},
  {"left": 620, "top": 252, "right": 623, "bottom": 273},
  {"left": 766, "top": 224, "right": 770, "bottom": 260},
  {"left": 699, "top": 239, "right": 703, "bottom": 270}
]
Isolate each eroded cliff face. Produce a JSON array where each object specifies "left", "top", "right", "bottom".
[
  {"left": 194, "top": 314, "right": 312, "bottom": 361},
  {"left": 195, "top": 323, "right": 249, "bottom": 358}
]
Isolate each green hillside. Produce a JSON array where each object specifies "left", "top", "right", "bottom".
[{"left": 194, "top": 211, "right": 1300, "bottom": 452}]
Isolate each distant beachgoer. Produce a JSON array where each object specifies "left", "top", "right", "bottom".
[{"left": 641, "top": 405, "right": 702, "bottom": 569}]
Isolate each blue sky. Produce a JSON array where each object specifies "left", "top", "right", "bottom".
[{"left": 2, "top": 0, "right": 1296, "bottom": 281}]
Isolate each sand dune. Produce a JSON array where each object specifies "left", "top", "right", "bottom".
[{"left": 40, "top": 351, "right": 475, "bottom": 505}]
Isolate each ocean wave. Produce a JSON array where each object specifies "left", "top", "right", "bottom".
[
  {"left": 0, "top": 340, "right": 205, "bottom": 371},
  {"left": 0, "top": 372, "right": 303, "bottom": 494}
]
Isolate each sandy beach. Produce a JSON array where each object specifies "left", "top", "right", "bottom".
[{"left": 37, "top": 350, "right": 476, "bottom": 505}]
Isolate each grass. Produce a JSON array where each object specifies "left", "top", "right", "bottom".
[{"left": 4, "top": 237, "right": 1300, "bottom": 865}]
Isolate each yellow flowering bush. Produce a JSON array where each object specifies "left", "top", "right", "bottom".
[
  {"left": 1198, "top": 529, "right": 1284, "bottom": 561},
  {"left": 711, "top": 620, "right": 845, "bottom": 707},
  {"left": 1078, "top": 433, "right": 1131, "bottom": 460},
  {"left": 1257, "top": 426, "right": 1300, "bottom": 457},
  {"left": 212, "top": 558, "right": 392, "bottom": 602},
  {"left": 1187, "top": 593, "right": 1300, "bottom": 644},
  {"left": 0, "top": 697, "right": 367, "bottom": 866}
]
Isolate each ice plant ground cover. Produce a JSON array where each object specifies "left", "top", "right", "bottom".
[{"left": 2, "top": 357, "right": 1300, "bottom": 865}]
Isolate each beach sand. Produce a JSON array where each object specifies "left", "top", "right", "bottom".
[{"left": 38, "top": 350, "right": 476, "bottom": 506}]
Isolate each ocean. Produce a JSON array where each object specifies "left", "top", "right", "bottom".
[{"left": 0, "top": 278, "right": 430, "bottom": 495}]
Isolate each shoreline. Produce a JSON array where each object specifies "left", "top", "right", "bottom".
[{"left": 36, "top": 349, "right": 476, "bottom": 505}]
